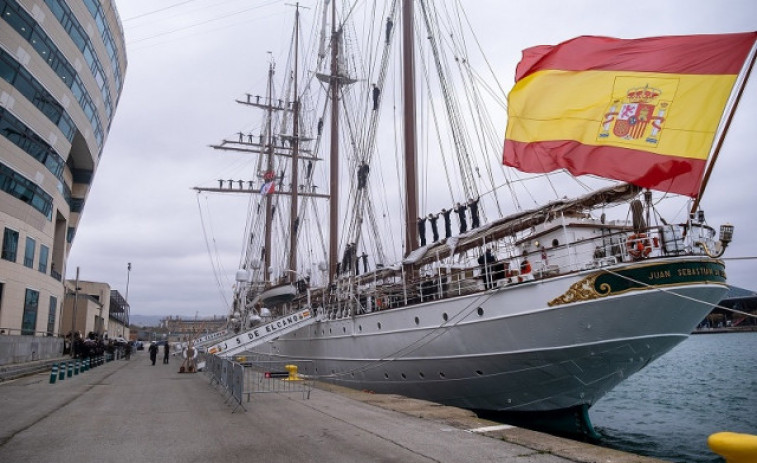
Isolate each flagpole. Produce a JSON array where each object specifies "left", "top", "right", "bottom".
[{"left": 691, "top": 40, "right": 757, "bottom": 213}]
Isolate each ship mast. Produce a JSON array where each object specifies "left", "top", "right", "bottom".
[
  {"left": 401, "top": 0, "right": 418, "bottom": 255},
  {"left": 328, "top": 0, "right": 340, "bottom": 284},
  {"left": 263, "top": 62, "right": 275, "bottom": 284},
  {"left": 288, "top": 4, "right": 301, "bottom": 283}
]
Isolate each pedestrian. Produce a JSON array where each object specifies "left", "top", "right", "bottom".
[
  {"left": 428, "top": 213, "right": 439, "bottom": 242},
  {"left": 417, "top": 216, "right": 427, "bottom": 247},
  {"left": 163, "top": 342, "right": 170, "bottom": 364},
  {"left": 454, "top": 202, "right": 468, "bottom": 233},
  {"left": 372, "top": 84, "right": 380, "bottom": 110},
  {"left": 148, "top": 342, "right": 158, "bottom": 366},
  {"left": 441, "top": 208, "right": 452, "bottom": 239}
]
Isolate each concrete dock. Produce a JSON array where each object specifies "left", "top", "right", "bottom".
[{"left": 0, "top": 352, "right": 665, "bottom": 463}]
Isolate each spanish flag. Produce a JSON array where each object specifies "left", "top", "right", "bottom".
[{"left": 503, "top": 32, "right": 757, "bottom": 197}]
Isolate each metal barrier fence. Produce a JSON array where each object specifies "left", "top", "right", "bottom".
[{"left": 204, "top": 354, "right": 313, "bottom": 413}]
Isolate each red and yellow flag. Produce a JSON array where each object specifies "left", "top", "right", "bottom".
[{"left": 503, "top": 32, "right": 757, "bottom": 197}]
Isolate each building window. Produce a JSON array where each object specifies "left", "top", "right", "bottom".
[
  {"left": 0, "top": 160, "right": 55, "bottom": 220},
  {"left": 47, "top": 295, "right": 57, "bottom": 335},
  {"left": 2, "top": 228, "right": 19, "bottom": 262},
  {"left": 38, "top": 244, "right": 49, "bottom": 273},
  {"left": 22, "top": 288, "right": 39, "bottom": 335},
  {"left": 24, "top": 236, "right": 35, "bottom": 268}
]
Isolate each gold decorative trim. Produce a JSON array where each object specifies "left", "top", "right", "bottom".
[{"left": 548, "top": 274, "right": 605, "bottom": 307}]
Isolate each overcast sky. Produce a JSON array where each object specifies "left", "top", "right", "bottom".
[{"left": 65, "top": 0, "right": 757, "bottom": 318}]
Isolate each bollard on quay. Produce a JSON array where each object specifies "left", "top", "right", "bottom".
[{"left": 49, "top": 363, "right": 57, "bottom": 384}]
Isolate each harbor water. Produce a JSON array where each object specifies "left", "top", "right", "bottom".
[{"left": 590, "top": 332, "right": 757, "bottom": 463}]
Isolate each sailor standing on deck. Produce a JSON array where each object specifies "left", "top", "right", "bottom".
[
  {"left": 417, "top": 216, "right": 427, "bottom": 247},
  {"left": 454, "top": 202, "right": 468, "bottom": 234},
  {"left": 441, "top": 208, "right": 452, "bottom": 239},
  {"left": 428, "top": 213, "right": 439, "bottom": 243}
]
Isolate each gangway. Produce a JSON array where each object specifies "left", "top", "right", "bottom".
[{"left": 206, "top": 308, "right": 318, "bottom": 358}]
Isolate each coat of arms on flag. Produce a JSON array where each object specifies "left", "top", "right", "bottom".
[{"left": 599, "top": 82, "right": 671, "bottom": 146}]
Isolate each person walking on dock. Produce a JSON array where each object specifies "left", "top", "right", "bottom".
[
  {"left": 148, "top": 342, "right": 158, "bottom": 366},
  {"left": 163, "top": 342, "right": 170, "bottom": 364}
]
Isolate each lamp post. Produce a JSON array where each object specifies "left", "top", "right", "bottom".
[
  {"left": 71, "top": 266, "right": 79, "bottom": 358},
  {"left": 125, "top": 262, "right": 131, "bottom": 339}
]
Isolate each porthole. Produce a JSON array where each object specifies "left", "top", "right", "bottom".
[
  {"left": 384, "top": 372, "right": 389, "bottom": 379},
  {"left": 552, "top": 238, "right": 559, "bottom": 247},
  {"left": 342, "top": 326, "right": 346, "bottom": 333},
  {"left": 401, "top": 373, "right": 407, "bottom": 379},
  {"left": 477, "top": 307, "right": 484, "bottom": 316},
  {"left": 377, "top": 322, "right": 382, "bottom": 329},
  {"left": 359, "top": 325, "right": 362, "bottom": 332},
  {"left": 439, "top": 372, "right": 446, "bottom": 378},
  {"left": 442, "top": 312, "right": 448, "bottom": 322},
  {"left": 476, "top": 370, "right": 484, "bottom": 376},
  {"left": 329, "top": 328, "right": 332, "bottom": 334},
  {"left": 351, "top": 372, "right": 355, "bottom": 377},
  {"left": 414, "top": 316, "right": 420, "bottom": 325},
  {"left": 419, "top": 372, "right": 425, "bottom": 378}
]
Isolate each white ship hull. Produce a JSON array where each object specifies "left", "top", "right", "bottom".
[{"left": 249, "top": 257, "right": 726, "bottom": 414}]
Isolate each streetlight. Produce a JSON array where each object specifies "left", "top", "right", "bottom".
[
  {"left": 124, "top": 262, "right": 131, "bottom": 338},
  {"left": 71, "top": 266, "right": 80, "bottom": 358}
]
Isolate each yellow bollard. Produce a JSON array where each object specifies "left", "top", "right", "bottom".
[
  {"left": 708, "top": 432, "right": 757, "bottom": 463},
  {"left": 284, "top": 364, "right": 302, "bottom": 381}
]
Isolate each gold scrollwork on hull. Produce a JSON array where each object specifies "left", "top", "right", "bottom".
[{"left": 548, "top": 274, "right": 612, "bottom": 307}]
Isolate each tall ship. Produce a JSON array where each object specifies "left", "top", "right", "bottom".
[{"left": 195, "top": 1, "right": 756, "bottom": 435}]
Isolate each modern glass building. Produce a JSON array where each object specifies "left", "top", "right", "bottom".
[{"left": 0, "top": 0, "right": 126, "bottom": 336}]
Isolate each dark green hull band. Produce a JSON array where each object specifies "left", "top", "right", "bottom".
[{"left": 550, "top": 259, "right": 726, "bottom": 307}]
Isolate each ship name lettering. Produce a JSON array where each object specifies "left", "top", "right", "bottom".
[
  {"left": 676, "top": 266, "right": 721, "bottom": 277},
  {"left": 649, "top": 270, "right": 671, "bottom": 280}
]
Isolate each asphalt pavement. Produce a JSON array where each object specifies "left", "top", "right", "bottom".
[{"left": 0, "top": 351, "right": 664, "bottom": 463}]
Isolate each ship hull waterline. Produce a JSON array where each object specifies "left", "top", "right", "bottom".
[{"left": 245, "top": 257, "right": 726, "bottom": 432}]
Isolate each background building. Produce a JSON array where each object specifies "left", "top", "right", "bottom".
[
  {"left": 60, "top": 281, "right": 129, "bottom": 342},
  {"left": 0, "top": 0, "right": 127, "bottom": 338}
]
